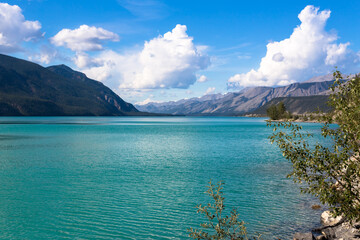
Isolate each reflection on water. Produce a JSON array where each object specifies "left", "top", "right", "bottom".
[
  {"left": 0, "top": 135, "right": 32, "bottom": 140},
  {"left": 0, "top": 116, "right": 266, "bottom": 125}
]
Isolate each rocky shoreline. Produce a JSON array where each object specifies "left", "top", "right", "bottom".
[{"left": 293, "top": 211, "right": 360, "bottom": 240}]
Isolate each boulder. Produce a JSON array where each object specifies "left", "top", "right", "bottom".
[
  {"left": 321, "top": 211, "right": 343, "bottom": 226},
  {"left": 322, "top": 228, "right": 336, "bottom": 239},
  {"left": 294, "top": 232, "right": 316, "bottom": 240},
  {"left": 315, "top": 235, "right": 326, "bottom": 240},
  {"left": 320, "top": 221, "right": 360, "bottom": 239}
]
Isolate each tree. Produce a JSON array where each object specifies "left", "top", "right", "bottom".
[
  {"left": 266, "top": 101, "right": 288, "bottom": 120},
  {"left": 266, "top": 104, "right": 280, "bottom": 120},
  {"left": 267, "top": 71, "right": 360, "bottom": 221},
  {"left": 278, "top": 102, "right": 286, "bottom": 116},
  {"left": 188, "top": 180, "right": 260, "bottom": 240}
]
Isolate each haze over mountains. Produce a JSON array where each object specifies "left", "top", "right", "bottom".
[
  {"left": 0, "top": 54, "right": 139, "bottom": 116},
  {"left": 136, "top": 79, "right": 335, "bottom": 115}
]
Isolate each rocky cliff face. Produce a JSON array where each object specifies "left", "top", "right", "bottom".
[{"left": 136, "top": 80, "right": 334, "bottom": 115}]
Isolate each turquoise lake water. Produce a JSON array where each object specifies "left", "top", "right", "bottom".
[{"left": 0, "top": 117, "right": 324, "bottom": 239}]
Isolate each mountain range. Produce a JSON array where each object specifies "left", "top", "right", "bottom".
[
  {"left": 136, "top": 79, "right": 335, "bottom": 115},
  {"left": 0, "top": 53, "right": 339, "bottom": 116},
  {"left": 0, "top": 54, "right": 141, "bottom": 116}
]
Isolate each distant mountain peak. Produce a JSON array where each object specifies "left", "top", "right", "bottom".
[
  {"left": 49, "top": 64, "right": 75, "bottom": 72},
  {"left": 47, "top": 64, "right": 88, "bottom": 82},
  {"left": 304, "top": 73, "right": 334, "bottom": 83}
]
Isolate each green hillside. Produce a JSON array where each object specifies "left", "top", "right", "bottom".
[
  {"left": 0, "top": 54, "right": 139, "bottom": 116},
  {"left": 250, "top": 95, "right": 332, "bottom": 115}
]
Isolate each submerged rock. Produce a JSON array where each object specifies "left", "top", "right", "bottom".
[{"left": 312, "top": 204, "right": 322, "bottom": 210}]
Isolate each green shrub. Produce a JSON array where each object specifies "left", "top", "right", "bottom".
[{"left": 188, "top": 180, "right": 261, "bottom": 240}]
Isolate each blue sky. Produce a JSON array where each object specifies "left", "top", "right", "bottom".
[{"left": 1, "top": 0, "right": 360, "bottom": 104}]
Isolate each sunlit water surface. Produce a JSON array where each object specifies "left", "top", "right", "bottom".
[{"left": 0, "top": 117, "right": 324, "bottom": 239}]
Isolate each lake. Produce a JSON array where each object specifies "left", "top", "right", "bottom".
[{"left": 0, "top": 117, "right": 324, "bottom": 239}]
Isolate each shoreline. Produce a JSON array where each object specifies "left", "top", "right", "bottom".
[
  {"left": 243, "top": 113, "right": 329, "bottom": 123},
  {"left": 294, "top": 210, "right": 360, "bottom": 240}
]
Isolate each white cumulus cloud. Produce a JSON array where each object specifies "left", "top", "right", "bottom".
[
  {"left": 228, "top": 5, "right": 359, "bottom": 88},
  {"left": 0, "top": 3, "right": 42, "bottom": 53},
  {"left": 80, "top": 24, "right": 210, "bottom": 90},
  {"left": 204, "top": 87, "right": 215, "bottom": 95},
  {"left": 50, "top": 25, "right": 120, "bottom": 52},
  {"left": 197, "top": 75, "right": 208, "bottom": 83}
]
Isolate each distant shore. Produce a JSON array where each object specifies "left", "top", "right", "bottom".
[{"left": 244, "top": 113, "right": 327, "bottom": 123}]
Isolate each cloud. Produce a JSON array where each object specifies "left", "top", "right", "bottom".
[
  {"left": 135, "top": 97, "right": 162, "bottom": 105},
  {"left": 28, "top": 45, "right": 58, "bottom": 64},
  {"left": 80, "top": 24, "right": 210, "bottom": 90},
  {"left": 0, "top": 3, "right": 42, "bottom": 53},
  {"left": 73, "top": 52, "right": 104, "bottom": 68},
  {"left": 197, "top": 75, "right": 208, "bottom": 83},
  {"left": 228, "top": 5, "right": 359, "bottom": 88},
  {"left": 204, "top": 87, "right": 215, "bottom": 95},
  {"left": 50, "top": 25, "right": 119, "bottom": 52}
]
